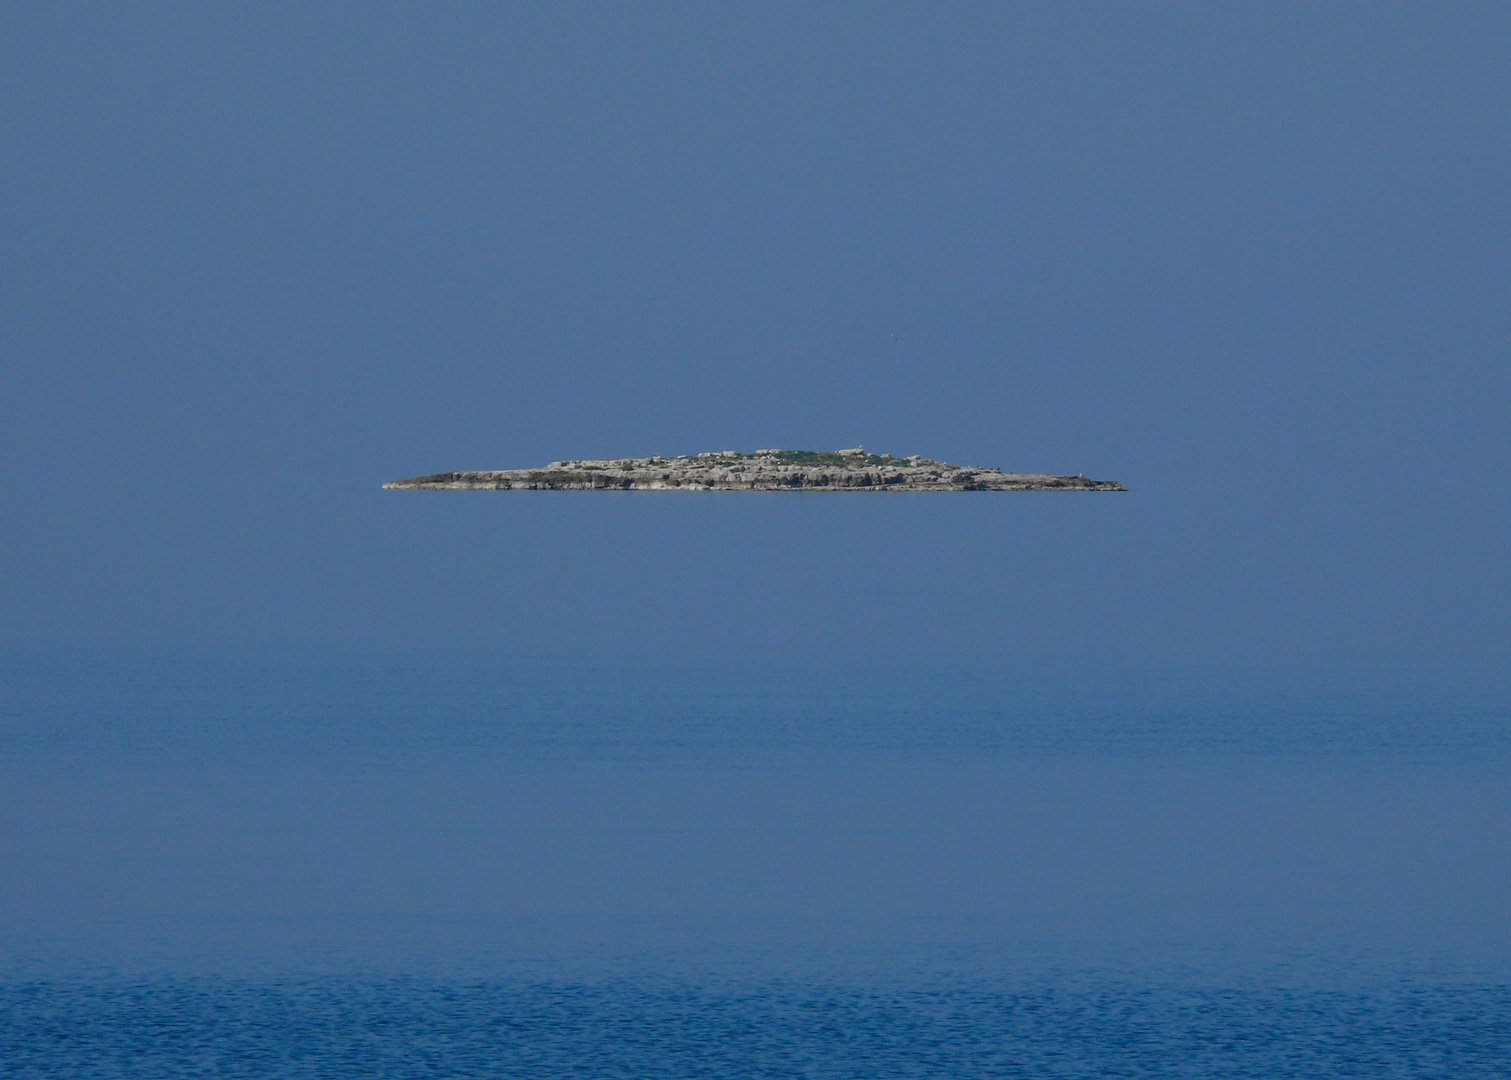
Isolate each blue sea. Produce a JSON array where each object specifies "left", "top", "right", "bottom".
[{"left": 3, "top": 656, "right": 1508, "bottom": 1076}]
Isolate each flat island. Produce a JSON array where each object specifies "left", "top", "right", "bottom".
[{"left": 384, "top": 449, "right": 1125, "bottom": 492}]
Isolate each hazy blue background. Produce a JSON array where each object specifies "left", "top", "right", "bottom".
[
  {"left": 3, "top": 3, "right": 1507, "bottom": 689},
  {"left": 3, "top": 7, "right": 1511, "bottom": 1037}
]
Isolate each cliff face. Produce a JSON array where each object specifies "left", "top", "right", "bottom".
[{"left": 384, "top": 450, "right": 1125, "bottom": 492}]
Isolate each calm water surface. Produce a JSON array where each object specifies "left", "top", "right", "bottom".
[{"left": 2, "top": 658, "right": 1508, "bottom": 1075}]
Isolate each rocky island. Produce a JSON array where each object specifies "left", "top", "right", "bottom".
[{"left": 384, "top": 449, "right": 1124, "bottom": 492}]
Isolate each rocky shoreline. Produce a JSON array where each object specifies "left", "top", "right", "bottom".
[{"left": 384, "top": 449, "right": 1125, "bottom": 492}]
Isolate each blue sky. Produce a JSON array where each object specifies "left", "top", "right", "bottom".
[{"left": 3, "top": 4, "right": 1507, "bottom": 695}]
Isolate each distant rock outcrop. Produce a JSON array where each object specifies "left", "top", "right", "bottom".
[{"left": 384, "top": 449, "right": 1125, "bottom": 492}]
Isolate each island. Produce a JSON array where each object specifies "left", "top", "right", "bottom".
[{"left": 384, "top": 449, "right": 1125, "bottom": 492}]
